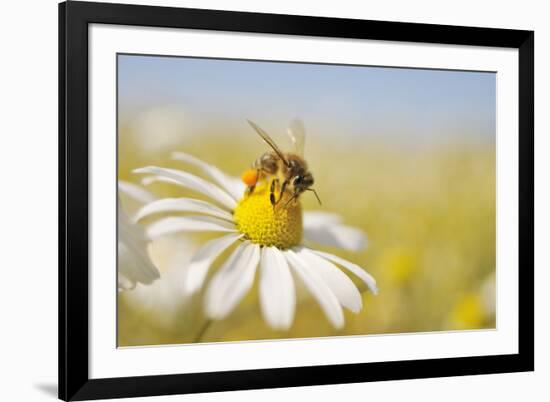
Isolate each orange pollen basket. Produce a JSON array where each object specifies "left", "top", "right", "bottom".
[{"left": 241, "top": 169, "right": 259, "bottom": 186}]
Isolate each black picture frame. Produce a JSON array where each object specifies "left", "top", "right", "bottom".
[{"left": 59, "top": 1, "right": 534, "bottom": 400}]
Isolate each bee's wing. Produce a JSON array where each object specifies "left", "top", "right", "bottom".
[
  {"left": 287, "top": 118, "right": 306, "bottom": 156},
  {"left": 246, "top": 120, "right": 289, "bottom": 166}
]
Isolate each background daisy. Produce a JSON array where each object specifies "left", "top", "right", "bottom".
[
  {"left": 117, "top": 181, "right": 160, "bottom": 290},
  {"left": 118, "top": 181, "right": 201, "bottom": 331}
]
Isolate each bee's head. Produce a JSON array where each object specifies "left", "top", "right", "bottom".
[
  {"left": 285, "top": 172, "right": 321, "bottom": 207},
  {"left": 293, "top": 172, "right": 314, "bottom": 191}
]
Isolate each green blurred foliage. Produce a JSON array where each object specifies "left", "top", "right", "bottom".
[{"left": 118, "top": 119, "right": 496, "bottom": 346}]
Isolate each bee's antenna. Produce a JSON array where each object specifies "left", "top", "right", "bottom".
[
  {"left": 283, "top": 189, "right": 322, "bottom": 207},
  {"left": 307, "top": 188, "right": 322, "bottom": 205}
]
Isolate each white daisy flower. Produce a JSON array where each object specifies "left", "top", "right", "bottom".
[
  {"left": 118, "top": 181, "right": 160, "bottom": 290},
  {"left": 134, "top": 152, "right": 377, "bottom": 330}
]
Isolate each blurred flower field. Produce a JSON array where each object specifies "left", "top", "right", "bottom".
[{"left": 117, "top": 117, "right": 496, "bottom": 346}]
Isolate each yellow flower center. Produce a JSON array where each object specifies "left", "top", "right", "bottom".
[{"left": 233, "top": 181, "right": 302, "bottom": 249}]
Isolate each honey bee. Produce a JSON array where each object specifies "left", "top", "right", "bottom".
[{"left": 242, "top": 119, "right": 321, "bottom": 207}]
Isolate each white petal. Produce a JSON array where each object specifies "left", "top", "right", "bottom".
[
  {"left": 134, "top": 197, "right": 234, "bottom": 223},
  {"left": 303, "top": 211, "right": 367, "bottom": 252},
  {"left": 259, "top": 247, "right": 296, "bottom": 330},
  {"left": 118, "top": 181, "right": 155, "bottom": 204},
  {"left": 303, "top": 225, "right": 367, "bottom": 252},
  {"left": 141, "top": 175, "right": 180, "bottom": 187},
  {"left": 118, "top": 208, "right": 160, "bottom": 287},
  {"left": 134, "top": 166, "right": 237, "bottom": 211},
  {"left": 284, "top": 249, "right": 344, "bottom": 329},
  {"left": 205, "top": 243, "right": 260, "bottom": 319},
  {"left": 146, "top": 216, "right": 236, "bottom": 239},
  {"left": 295, "top": 247, "right": 362, "bottom": 313},
  {"left": 117, "top": 273, "right": 136, "bottom": 291},
  {"left": 303, "top": 211, "right": 342, "bottom": 225},
  {"left": 184, "top": 233, "right": 243, "bottom": 295},
  {"left": 118, "top": 242, "right": 158, "bottom": 287},
  {"left": 172, "top": 151, "right": 246, "bottom": 201},
  {"left": 311, "top": 250, "right": 378, "bottom": 295}
]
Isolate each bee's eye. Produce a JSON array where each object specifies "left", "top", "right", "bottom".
[{"left": 293, "top": 176, "right": 302, "bottom": 185}]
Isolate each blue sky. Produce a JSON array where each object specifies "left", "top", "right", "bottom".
[{"left": 118, "top": 54, "right": 496, "bottom": 141}]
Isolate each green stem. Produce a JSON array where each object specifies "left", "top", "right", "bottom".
[{"left": 193, "top": 319, "right": 213, "bottom": 343}]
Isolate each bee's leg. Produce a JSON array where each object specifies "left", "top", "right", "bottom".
[
  {"left": 273, "top": 180, "right": 289, "bottom": 206},
  {"left": 248, "top": 169, "right": 261, "bottom": 195},
  {"left": 283, "top": 192, "right": 299, "bottom": 208},
  {"left": 292, "top": 190, "right": 299, "bottom": 204},
  {"left": 270, "top": 178, "right": 279, "bottom": 206}
]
